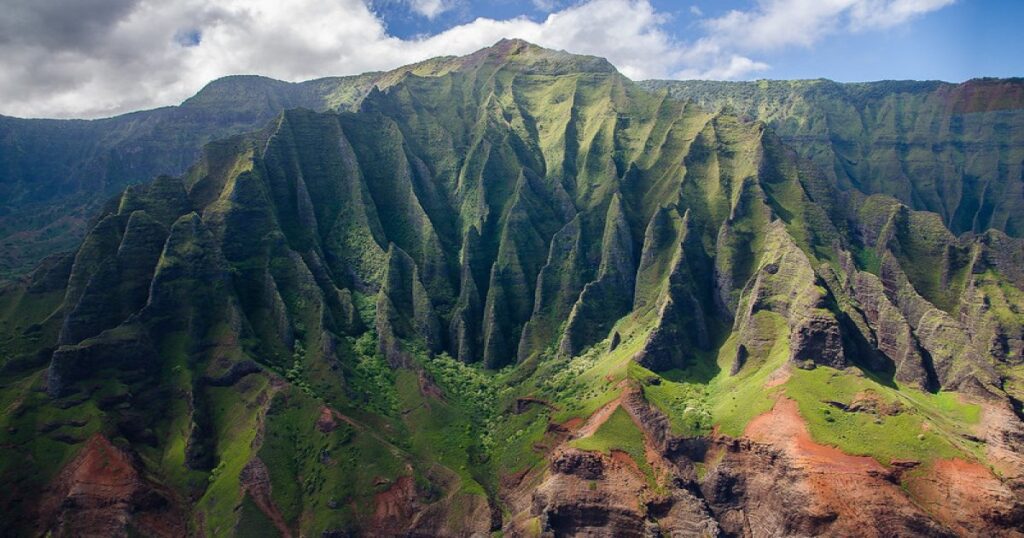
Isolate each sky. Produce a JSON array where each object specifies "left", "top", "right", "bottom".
[{"left": 0, "top": 0, "right": 1020, "bottom": 119}]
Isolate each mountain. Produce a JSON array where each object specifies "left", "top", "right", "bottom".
[
  {"left": 0, "top": 73, "right": 381, "bottom": 280},
  {"left": 0, "top": 39, "right": 1023, "bottom": 536},
  {"left": 3, "top": 60, "right": 1024, "bottom": 284},
  {"left": 641, "top": 77, "right": 1024, "bottom": 236}
]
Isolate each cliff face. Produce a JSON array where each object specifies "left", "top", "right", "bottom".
[
  {"left": 0, "top": 74, "right": 383, "bottom": 280},
  {"left": 641, "top": 77, "right": 1024, "bottom": 237},
  {"left": 3, "top": 63, "right": 1023, "bottom": 284},
  {"left": 0, "top": 40, "right": 1022, "bottom": 536}
]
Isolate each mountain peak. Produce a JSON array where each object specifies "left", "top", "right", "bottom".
[
  {"left": 451, "top": 38, "right": 618, "bottom": 76},
  {"left": 367, "top": 39, "right": 618, "bottom": 91}
]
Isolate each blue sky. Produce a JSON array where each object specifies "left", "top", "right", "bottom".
[
  {"left": 1, "top": 0, "right": 1021, "bottom": 118},
  {"left": 372, "top": 0, "right": 1024, "bottom": 82}
]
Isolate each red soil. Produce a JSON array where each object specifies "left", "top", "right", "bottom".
[
  {"left": 39, "top": 434, "right": 184, "bottom": 537},
  {"left": 743, "top": 398, "right": 934, "bottom": 535},
  {"left": 905, "top": 458, "right": 1024, "bottom": 537},
  {"left": 745, "top": 397, "right": 887, "bottom": 475},
  {"left": 372, "top": 476, "right": 417, "bottom": 533}
]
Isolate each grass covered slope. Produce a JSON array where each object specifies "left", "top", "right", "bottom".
[
  {"left": 0, "top": 40, "right": 1022, "bottom": 536},
  {"left": 0, "top": 74, "right": 383, "bottom": 280},
  {"left": 641, "top": 77, "right": 1024, "bottom": 237}
]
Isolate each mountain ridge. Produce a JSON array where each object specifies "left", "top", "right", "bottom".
[
  {"left": 2, "top": 43, "right": 1023, "bottom": 281},
  {"left": 0, "top": 40, "right": 1023, "bottom": 536}
]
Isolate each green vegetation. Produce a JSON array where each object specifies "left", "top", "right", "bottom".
[
  {"left": 708, "top": 312, "right": 790, "bottom": 437},
  {"left": 394, "top": 369, "right": 487, "bottom": 496},
  {"left": 630, "top": 362, "right": 711, "bottom": 437},
  {"left": 346, "top": 333, "right": 399, "bottom": 416},
  {"left": 571, "top": 407, "right": 657, "bottom": 487},
  {"left": 782, "top": 366, "right": 983, "bottom": 465},
  {"left": 256, "top": 387, "right": 405, "bottom": 535}
]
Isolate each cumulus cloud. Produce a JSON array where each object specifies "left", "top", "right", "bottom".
[
  {"left": 531, "top": 0, "right": 562, "bottom": 11},
  {"left": 676, "top": 0, "right": 954, "bottom": 78},
  {"left": 404, "top": 0, "right": 457, "bottom": 19},
  {"left": 0, "top": 0, "right": 954, "bottom": 119},
  {"left": 705, "top": 0, "right": 956, "bottom": 51}
]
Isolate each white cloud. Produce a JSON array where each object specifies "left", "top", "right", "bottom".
[
  {"left": 0, "top": 0, "right": 955, "bottom": 119},
  {"left": 677, "top": 0, "right": 954, "bottom": 79},
  {"left": 676, "top": 55, "right": 770, "bottom": 80},
  {"left": 405, "top": 0, "right": 456, "bottom": 19},
  {"left": 532, "top": 0, "right": 560, "bottom": 11},
  {"left": 705, "top": 0, "right": 956, "bottom": 52},
  {"left": 848, "top": 0, "right": 957, "bottom": 29}
]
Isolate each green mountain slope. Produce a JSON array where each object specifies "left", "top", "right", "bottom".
[
  {"left": 0, "top": 73, "right": 382, "bottom": 280},
  {"left": 640, "top": 78, "right": 1024, "bottom": 236},
  {"left": 0, "top": 40, "right": 1022, "bottom": 537},
  {"left": 3, "top": 62, "right": 1023, "bottom": 286}
]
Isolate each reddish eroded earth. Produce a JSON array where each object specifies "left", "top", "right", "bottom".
[
  {"left": 506, "top": 385, "right": 722, "bottom": 537},
  {"left": 38, "top": 434, "right": 184, "bottom": 538},
  {"left": 522, "top": 445, "right": 660, "bottom": 537},
  {"left": 718, "top": 396, "right": 1024, "bottom": 537},
  {"left": 698, "top": 397, "right": 951, "bottom": 536},
  {"left": 906, "top": 458, "right": 1024, "bottom": 536},
  {"left": 743, "top": 397, "right": 889, "bottom": 476},
  {"left": 945, "top": 77, "right": 1024, "bottom": 114},
  {"left": 980, "top": 399, "right": 1024, "bottom": 491},
  {"left": 315, "top": 405, "right": 358, "bottom": 434},
  {"left": 372, "top": 475, "right": 417, "bottom": 533},
  {"left": 315, "top": 406, "right": 340, "bottom": 433},
  {"left": 504, "top": 385, "right": 1024, "bottom": 537},
  {"left": 239, "top": 457, "right": 293, "bottom": 538}
]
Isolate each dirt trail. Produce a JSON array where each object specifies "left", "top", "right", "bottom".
[
  {"left": 240, "top": 458, "right": 293, "bottom": 538},
  {"left": 572, "top": 396, "right": 622, "bottom": 439},
  {"left": 763, "top": 363, "right": 792, "bottom": 388}
]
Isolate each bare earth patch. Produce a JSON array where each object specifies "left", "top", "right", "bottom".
[{"left": 905, "top": 458, "right": 1024, "bottom": 537}]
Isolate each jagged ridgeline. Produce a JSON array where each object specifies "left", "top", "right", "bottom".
[
  {"left": 640, "top": 77, "right": 1024, "bottom": 236},
  {"left": 1, "top": 39, "right": 1023, "bottom": 536}
]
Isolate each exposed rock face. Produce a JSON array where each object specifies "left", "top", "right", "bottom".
[
  {"left": 633, "top": 209, "right": 714, "bottom": 371},
  {"left": 847, "top": 269, "right": 934, "bottom": 389},
  {"left": 57, "top": 211, "right": 168, "bottom": 346},
  {"left": 980, "top": 401, "right": 1024, "bottom": 495},
  {"left": 47, "top": 323, "right": 158, "bottom": 398},
  {"left": 530, "top": 452, "right": 716, "bottom": 538},
  {"left": 705, "top": 398, "right": 954, "bottom": 537},
  {"left": 38, "top": 435, "right": 184, "bottom": 538},
  {"left": 643, "top": 78, "right": 1024, "bottom": 238},
  {"left": 513, "top": 384, "right": 1024, "bottom": 538},
  {"left": 551, "top": 448, "right": 605, "bottom": 479},
  {"left": 905, "top": 458, "right": 1024, "bottom": 536},
  {"left": 725, "top": 221, "right": 848, "bottom": 372},
  {"left": 558, "top": 194, "right": 637, "bottom": 358}
]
